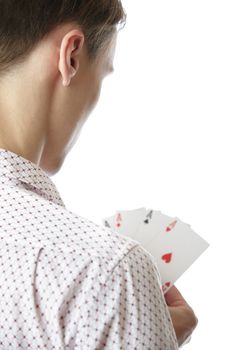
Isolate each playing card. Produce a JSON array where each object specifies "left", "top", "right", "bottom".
[
  {"left": 103, "top": 208, "right": 147, "bottom": 241},
  {"left": 102, "top": 208, "right": 209, "bottom": 294},
  {"left": 143, "top": 219, "right": 209, "bottom": 293},
  {"left": 133, "top": 209, "right": 178, "bottom": 245}
]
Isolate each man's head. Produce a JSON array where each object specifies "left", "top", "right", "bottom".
[{"left": 0, "top": 0, "right": 126, "bottom": 175}]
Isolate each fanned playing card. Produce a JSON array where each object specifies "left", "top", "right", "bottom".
[
  {"left": 102, "top": 208, "right": 209, "bottom": 293},
  {"left": 103, "top": 208, "right": 147, "bottom": 240}
]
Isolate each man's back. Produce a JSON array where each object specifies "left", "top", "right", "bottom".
[{"left": 0, "top": 148, "right": 178, "bottom": 349}]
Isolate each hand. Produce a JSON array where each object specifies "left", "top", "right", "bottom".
[{"left": 164, "top": 285, "right": 198, "bottom": 347}]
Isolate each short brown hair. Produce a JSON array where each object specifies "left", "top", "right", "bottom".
[{"left": 0, "top": 0, "right": 126, "bottom": 76}]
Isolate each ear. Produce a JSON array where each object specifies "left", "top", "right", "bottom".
[{"left": 58, "top": 29, "right": 85, "bottom": 87}]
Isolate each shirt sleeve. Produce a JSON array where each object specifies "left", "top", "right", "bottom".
[{"left": 80, "top": 244, "right": 179, "bottom": 350}]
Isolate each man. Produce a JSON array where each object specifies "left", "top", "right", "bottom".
[{"left": 0, "top": 1, "right": 197, "bottom": 348}]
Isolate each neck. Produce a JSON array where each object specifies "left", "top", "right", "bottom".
[{"left": 0, "top": 70, "right": 52, "bottom": 165}]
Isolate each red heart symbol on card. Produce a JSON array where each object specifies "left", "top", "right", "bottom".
[
  {"left": 162, "top": 282, "right": 171, "bottom": 293},
  {"left": 161, "top": 253, "right": 173, "bottom": 263}
]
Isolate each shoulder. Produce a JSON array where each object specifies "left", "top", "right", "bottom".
[
  {"left": 1, "top": 183, "right": 142, "bottom": 279},
  {"left": 1, "top": 184, "right": 159, "bottom": 286}
]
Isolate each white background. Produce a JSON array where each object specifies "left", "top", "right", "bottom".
[{"left": 54, "top": 1, "right": 233, "bottom": 349}]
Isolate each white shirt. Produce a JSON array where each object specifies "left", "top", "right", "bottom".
[{"left": 0, "top": 148, "right": 178, "bottom": 349}]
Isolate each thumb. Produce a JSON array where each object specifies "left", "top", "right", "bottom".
[{"left": 164, "top": 285, "right": 189, "bottom": 307}]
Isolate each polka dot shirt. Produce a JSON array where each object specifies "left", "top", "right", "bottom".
[{"left": 0, "top": 148, "right": 178, "bottom": 349}]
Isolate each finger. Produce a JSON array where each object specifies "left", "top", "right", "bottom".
[{"left": 164, "top": 285, "right": 188, "bottom": 307}]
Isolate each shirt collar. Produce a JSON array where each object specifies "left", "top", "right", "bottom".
[{"left": 0, "top": 148, "right": 65, "bottom": 207}]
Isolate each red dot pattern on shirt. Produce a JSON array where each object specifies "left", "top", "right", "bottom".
[{"left": 0, "top": 148, "right": 178, "bottom": 349}]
